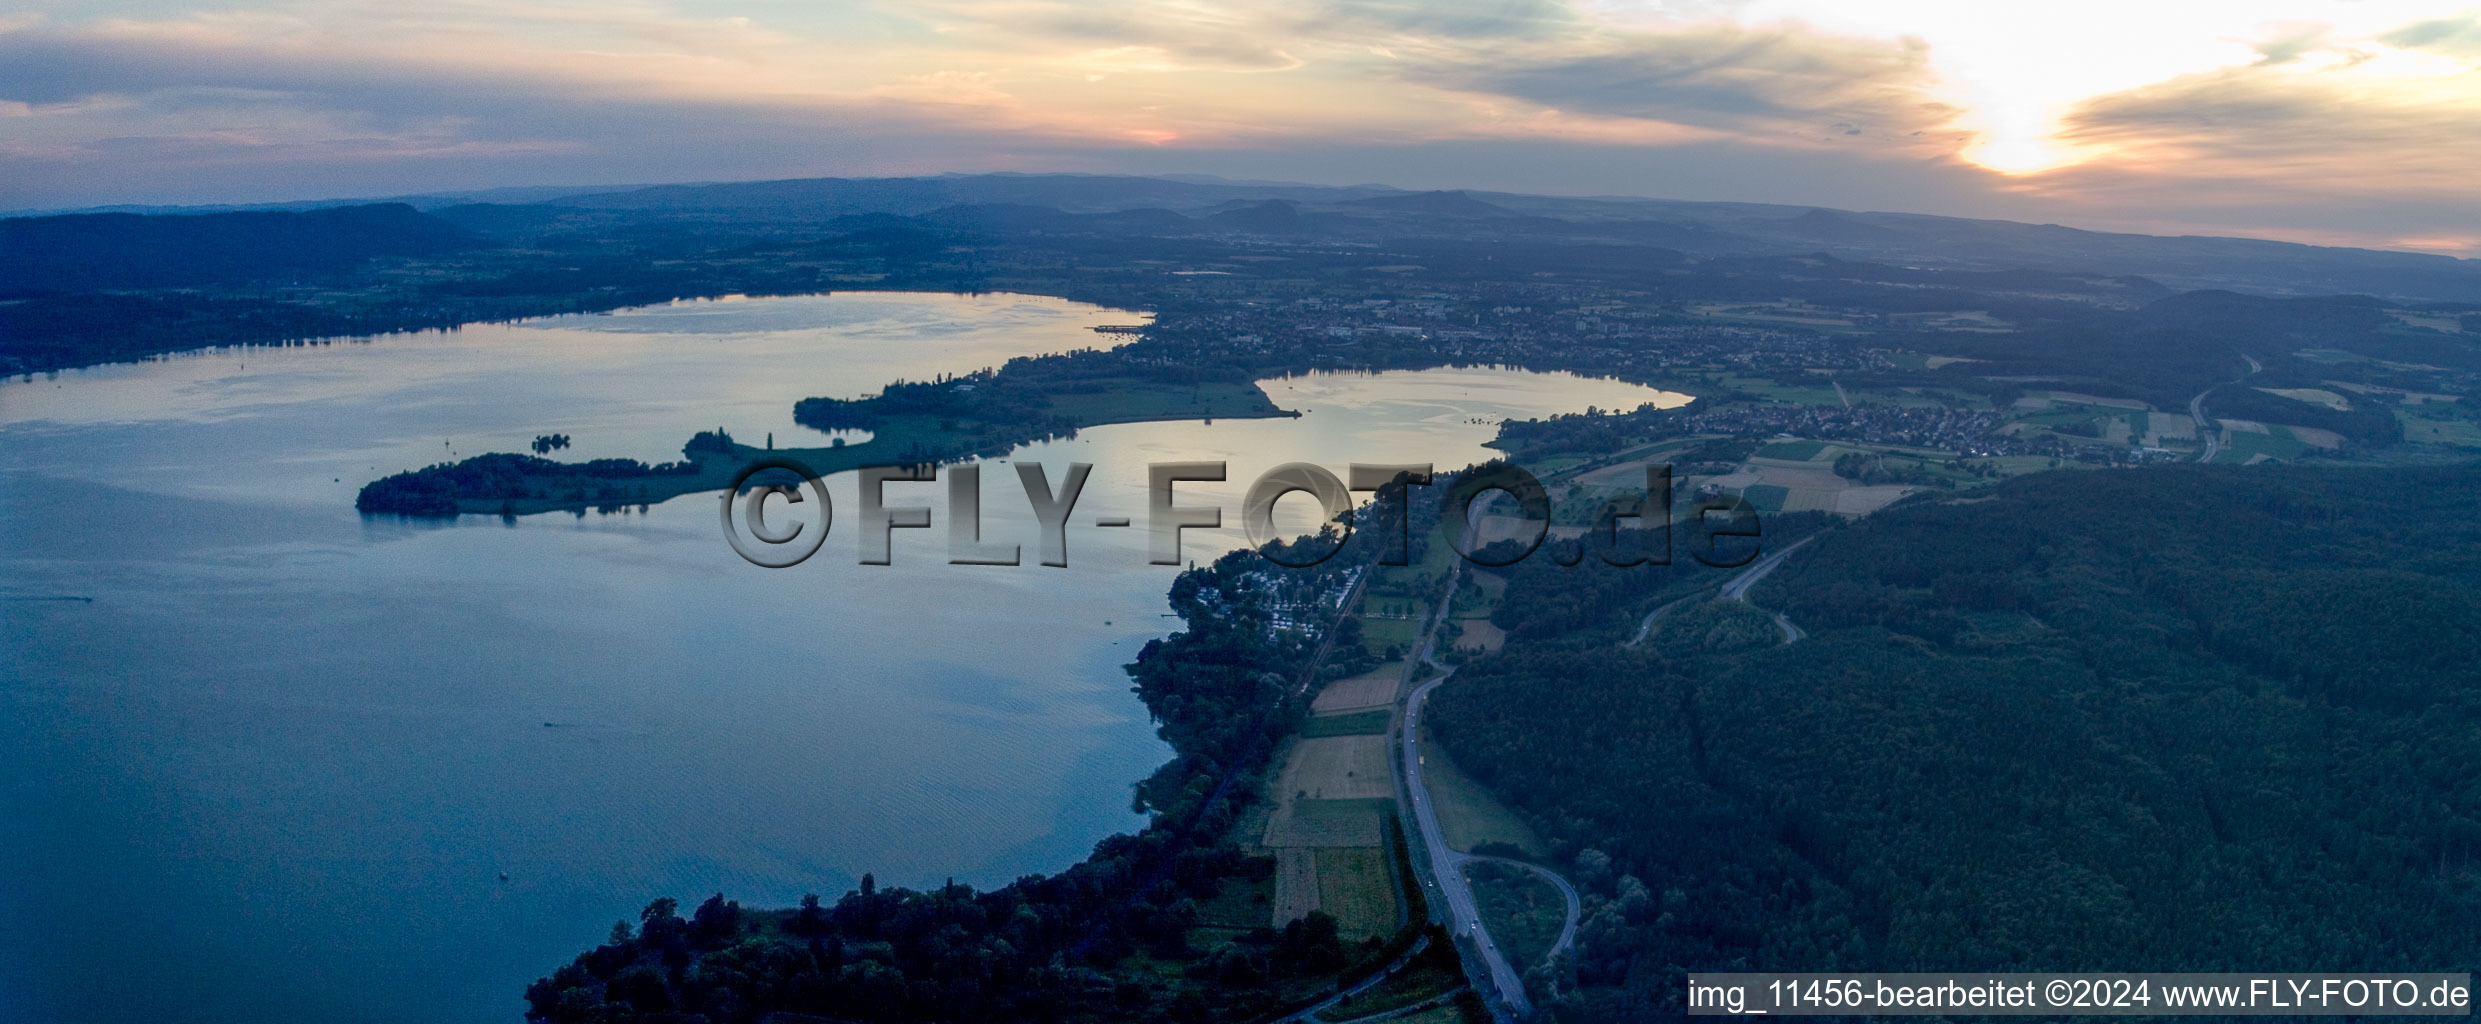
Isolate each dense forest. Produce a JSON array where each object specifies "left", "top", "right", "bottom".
[
  {"left": 0, "top": 203, "right": 480, "bottom": 293},
  {"left": 1427, "top": 461, "right": 2481, "bottom": 1020},
  {"left": 522, "top": 546, "right": 1405, "bottom": 1023},
  {"left": 354, "top": 433, "right": 728, "bottom": 516}
]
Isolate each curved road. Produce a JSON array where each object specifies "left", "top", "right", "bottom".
[
  {"left": 1719, "top": 535, "right": 1811, "bottom": 644},
  {"left": 2190, "top": 352, "right": 2263, "bottom": 464},
  {"left": 1471, "top": 855, "right": 1581, "bottom": 960},
  {"left": 1278, "top": 933, "right": 1437, "bottom": 1023},
  {"left": 1625, "top": 598, "right": 1685, "bottom": 647},
  {"left": 1378, "top": 499, "right": 1824, "bottom": 1022},
  {"left": 1386, "top": 532, "right": 1815, "bottom": 1019}
]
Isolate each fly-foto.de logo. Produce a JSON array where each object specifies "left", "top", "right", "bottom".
[{"left": 720, "top": 457, "right": 1767, "bottom": 571}]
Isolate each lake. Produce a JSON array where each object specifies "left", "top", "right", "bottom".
[{"left": 0, "top": 292, "right": 1687, "bottom": 1023}]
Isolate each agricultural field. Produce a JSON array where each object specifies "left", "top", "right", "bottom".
[
  {"left": 1525, "top": 455, "right": 1588, "bottom": 477},
  {"left": 1272, "top": 849, "right": 1321, "bottom": 929},
  {"left": 2040, "top": 391, "right": 2150, "bottom": 409},
  {"left": 1725, "top": 453, "right": 1926, "bottom": 515},
  {"left": 2255, "top": 387, "right": 2352, "bottom": 411},
  {"left": 2398, "top": 408, "right": 2481, "bottom": 448},
  {"left": 1271, "top": 845, "right": 1396, "bottom": 939},
  {"left": 1313, "top": 847, "right": 1400, "bottom": 940},
  {"left": 2148, "top": 411, "right": 2198, "bottom": 441},
  {"left": 1277, "top": 735, "right": 1394, "bottom": 801},
  {"left": 2212, "top": 424, "right": 2314, "bottom": 464},
  {"left": 1755, "top": 439, "right": 1831, "bottom": 461},
  {"left": 1261, "top": 796, "right": 1394, "bottom": 848},
  {"left": 1688, "top": 301, "right": 1858, "bottom": 329},
  {"left": 1357, "top": 615, "right": 1423, "bottom": 658},
  {"left": 1303, "top": 708, "right": 1392, "bottom": 738},
  {"left": 1315, "top": 662, "right": 1404, "bottom": 712}
]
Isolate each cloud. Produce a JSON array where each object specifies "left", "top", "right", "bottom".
[
  {"left": 2382, "top": 13, "right": 2481, "bottom": 54},
  {"left": 1406, "top": 22, "right": 1957, "bottom": 145},
  {"left": 0, "top": 0, "right": 2474, "bottom": 254},
  {"left": 2052, "top": 39, "right": 2481, "bottom": 203}
]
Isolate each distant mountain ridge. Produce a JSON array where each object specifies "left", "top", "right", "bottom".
[
  {"left": 12, "top": 173, "right": 2478, "bottom": 300},
  {"left": 513, "top": 173, "right": 2481, "bottom": 301}
]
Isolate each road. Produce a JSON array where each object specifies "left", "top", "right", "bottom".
[
  {"left": 1379, "top": 563, "right": 1564, "bottom": 1022},
  {"left": 1624, "top": 598, "right": 1685, "bottom": 647},
  {"left": 2190, "top": 352, "right": 2263, "bottom": 464},
  {"left": 1278, "top": 933, "right": 1437, "bottom": 1023},
  {"left": 1402, "top": 670, "right": 1535, "bottom": 1019},
  {"left": 1718, "top": 536, "right": 1812, "bottom": 644},
  {"left": 1473, "top": 856, "right": 1581, "bottom": 960},
  {"left": 1717, "top": 535, "right": 1811, "bottom": 601},
  {"left": 1374, "top": 528, "right": 1820, "bottom": 1022}
]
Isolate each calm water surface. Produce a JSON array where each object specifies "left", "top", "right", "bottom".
[{"left": 0, "top": 292, "right": 1685, "bottom": 1024}]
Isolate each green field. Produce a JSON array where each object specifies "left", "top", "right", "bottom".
[
  {"left": 1527, "top": 455, "right": 1588, "bottom": 477},
  {"left": 1755, "top": 439, "right": 1830, "bottom": 461},
  {"left": 1416, "top": 738, "right": 1549, "bottom": 858},
  {"left": 1722, "top": 377, "right": 1846, "bottom": 405},
  {"left": 1302, "top": 708, "right": 1392, "bottom": 738},
  {"left": 1741, "top": 484, "right": 1790, "bottom": 512},
  {"left": 1358, "top": 615, "right": 1423, "bottom": 656},
  {"left": 2213, "top": 427, "right": 2311, "bottom": 464},
  {"left": 1269, "top": 797, "right": 1399, "bottom": 847},
  {"left": 2123, "top": 408, "right": 2152, "bottom": 442},
  {"left": 1313, "top": 847, "right": 1401, "bottom": 940},
  {"left": 2398, "top": 408, "right": 2481, "bottom": 448}
]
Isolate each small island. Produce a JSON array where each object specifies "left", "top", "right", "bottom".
[{"left": 356, "top": 365, "right": 1294, "bottom": 516}]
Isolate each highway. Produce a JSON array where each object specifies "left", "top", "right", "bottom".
[
  {"left": 1475, "top": 856, "right": 1580, "bottom": 960},
  {"left": 2191, "top": 352, "right": 2263, "bottom": 464},
  {"left": 1371, "top": 499, "right": 1820, "bottom": 1022},
  {"left": 1719, "top": 535, "right": 1812, "bottom": 644},
  {"left": 1382, "top": 563, "right": 1561, "bottom": 1022},
  {"left": 1624, "top": 597, "right": 1684, "bottom": 647},
  {"left": 1718, "top": 534, "right": 1811, "bottom": 602},
  {"left": 1402, "top": 670, "right": 1535, "bottom": 1018}
]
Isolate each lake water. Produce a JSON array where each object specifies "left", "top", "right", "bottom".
[{"left": 0, "top": 292, "right": 1687, "bottom": 1024}]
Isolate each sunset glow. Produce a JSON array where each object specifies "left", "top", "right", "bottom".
[{"left": 2, "top": 0, "right": 2476, "bottom": 249}]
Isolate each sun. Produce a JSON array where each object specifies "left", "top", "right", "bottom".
[{"left": 1963, "top": 131, "right": 2072, "bottom": 175}]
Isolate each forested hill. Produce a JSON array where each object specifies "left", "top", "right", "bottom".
[
  {"left": 0, "top": 203, "right": 480, "bottom": 294},
  {"left": 1427, "top": 462, "right": 2481, "bottom": 1021}
]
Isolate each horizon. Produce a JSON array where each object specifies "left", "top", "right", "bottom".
[
  {"left": 5, "top": 1, "right": 2477, "bottom": 255},
  {"left": 14, "top": 169, "right": 2481, "bottom": 265}
]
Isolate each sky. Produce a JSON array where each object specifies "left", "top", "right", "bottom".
[{"left": 2, "top": 0, "right": 2477, "bottom": 253}]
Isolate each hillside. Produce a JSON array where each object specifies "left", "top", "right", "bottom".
[
  {"left": 1429, "top": 462, "right": 2481, "bottom": 1019},
  {"left": 0, "top": 203, "right": 481, "bottom": 294}
]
